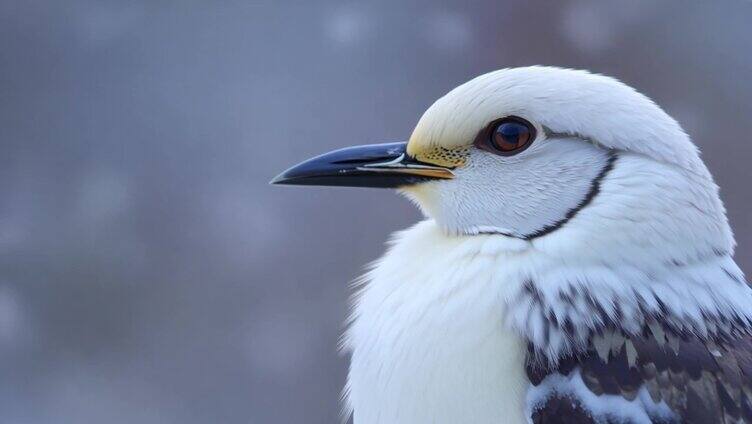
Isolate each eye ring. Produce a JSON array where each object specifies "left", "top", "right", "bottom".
[{"left": 474, "top": 116, "right": 537, "bottom": 156}]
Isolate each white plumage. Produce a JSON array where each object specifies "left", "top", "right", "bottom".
[
  {"left": 344, "top": 221, "right": 529, "bottom": 423},
  {"left": 275, "top": 66, "right": 752, "bottom": 423}
]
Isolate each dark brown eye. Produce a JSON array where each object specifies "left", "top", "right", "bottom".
[{"left": 477, "top": 117, "right": 536, "bottom": 155}]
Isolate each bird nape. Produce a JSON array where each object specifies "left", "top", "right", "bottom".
[{"left": 273, "top": 66, "right": 752, "bottom": 424}]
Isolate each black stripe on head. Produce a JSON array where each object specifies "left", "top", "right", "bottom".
[{"left": 523, "top": 151, "right": 619, "bottom": 240}]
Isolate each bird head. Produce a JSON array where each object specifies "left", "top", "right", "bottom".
[{"left": 273, "top": 66, "right": 733, "bottom": 265}]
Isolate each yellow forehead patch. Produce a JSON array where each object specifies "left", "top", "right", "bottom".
[{"left": 408, "top": 145, "right": 470, "bottom": 168}]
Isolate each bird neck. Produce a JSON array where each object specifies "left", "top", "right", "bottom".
[{"left": 354, "top": 218, "right": 752, "bottom": 366}]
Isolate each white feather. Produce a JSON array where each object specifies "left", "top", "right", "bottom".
[
  {"left": 342, "top": 66, "right": 751, "bottom": 422},
  {"left": 343, "top": 221, "right": 528, "bottom": 424}
]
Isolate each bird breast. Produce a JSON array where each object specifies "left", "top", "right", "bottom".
[{"left": 343, "top": 220, "right": 530, "bottom": 424}]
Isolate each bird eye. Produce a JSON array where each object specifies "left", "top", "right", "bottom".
[{"left": 476, "top": 117, "right": 536, "bottom": 155}]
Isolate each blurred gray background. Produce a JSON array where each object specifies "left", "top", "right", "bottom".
[{"left": 1, "top": 0, "right": 751, "bottom": 422}]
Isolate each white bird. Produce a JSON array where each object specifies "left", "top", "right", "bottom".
[{"left": 272, "top": 66, "right": 752, "bottom": 423}]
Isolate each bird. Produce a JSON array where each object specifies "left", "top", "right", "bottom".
[{"left": 272, "top": 66, "right": 752, "bottom": 423}]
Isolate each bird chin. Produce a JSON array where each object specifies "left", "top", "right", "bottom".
[{"left": 397, "top": 183, "right": 441, "bottom": 221}]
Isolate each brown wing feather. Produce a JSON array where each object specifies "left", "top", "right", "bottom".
[{"left": 527, "top": 326, "right": 752, "bottom": 423}]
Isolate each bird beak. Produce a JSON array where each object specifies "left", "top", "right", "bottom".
[{"left": 270, "top": 142, "right": 454, "bottom": 188}]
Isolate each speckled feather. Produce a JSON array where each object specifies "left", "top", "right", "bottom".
[{"left": 527, "top": 325, "right": 752, "bottom": 423}]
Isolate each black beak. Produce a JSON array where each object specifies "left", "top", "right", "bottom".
[{"left": 270, "top": 142, "right": 454, "bottom": 188}]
